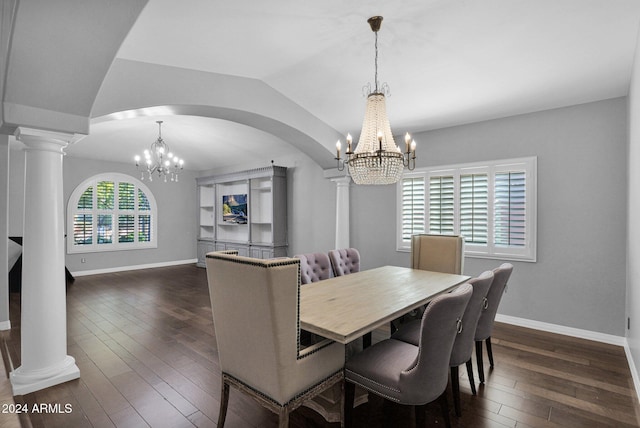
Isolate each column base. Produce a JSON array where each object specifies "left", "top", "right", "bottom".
[{"left": 10, "top": 355, "right": 80, "bottom": 395}]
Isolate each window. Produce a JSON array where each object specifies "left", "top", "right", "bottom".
[
  {"left": 397, "top": 157, "right": 536, "bottom": 262},
  {"left": 67, "top": 173, "right": 157, "bottom": 253}
]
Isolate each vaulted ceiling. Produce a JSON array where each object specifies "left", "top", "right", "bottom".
[{"left": 4, "top": 0, "right": 640, "bottom": 171}]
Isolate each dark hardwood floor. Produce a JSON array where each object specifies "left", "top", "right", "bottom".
[{"left": 1, "top": 264, "right": 639, "bottom": 427}]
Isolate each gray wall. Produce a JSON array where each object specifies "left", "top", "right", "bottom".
[
  {"left": 352, "top": 97, "right": 628, "bottom": 336},
  {"left": 284, "top": 155, "right": 337, "bottom": 255},
  {"left": 64, "top": 156, "right": 198, "bottom": 272},
  {"left": 626, "top": 30, "right": 640, "bottom": 371}
]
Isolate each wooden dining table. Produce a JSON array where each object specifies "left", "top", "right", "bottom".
[{"left": 299, "top": 265, "right": 470, "bottom": 344}]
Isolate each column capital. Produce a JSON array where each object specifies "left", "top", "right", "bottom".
[
  {"left": 14, "top": 127, "right": 85, "bottom": 152},
  {"left": 330, "top": 175, "right": 352, "bottom": 186}
]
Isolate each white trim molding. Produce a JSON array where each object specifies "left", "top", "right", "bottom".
[
  {"left": 496, "top": 314, "right": 625, "bottom": 346},
  {"left": 71, "top": 258, "right": 198, "bottom": 277}
]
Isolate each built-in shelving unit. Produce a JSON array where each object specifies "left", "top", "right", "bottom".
[
  {"left": 198, "top": 184, "right": 215, "bottom": 240},
  {"left": 196, "top": 165, "right": 287, "bottom": 267},
  {"left": 250, "top": 176, "right": 273, "bottom": 245}
]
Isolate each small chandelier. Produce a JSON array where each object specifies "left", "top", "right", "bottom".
[
  {"left": 335, "top": 16, "right": 416, "bottom": 185},
  {"left": 134, "top": 120, "right": 184, "bottom": 182}
]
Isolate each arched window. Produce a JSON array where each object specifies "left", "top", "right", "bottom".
[{"left": 67, "top": 173, "right": 157, "bottom": 253}]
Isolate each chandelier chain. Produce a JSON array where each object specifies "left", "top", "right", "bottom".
[{"left": 374, "top": 30, "right": 379, "bottom": 93}]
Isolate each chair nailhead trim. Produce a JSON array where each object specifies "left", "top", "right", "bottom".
[
  {"left": 224, "top": 369, "right": 343, "bottom": 407},
  {"left": 207, "top": 251, "right": 329, "bottom": 361}
]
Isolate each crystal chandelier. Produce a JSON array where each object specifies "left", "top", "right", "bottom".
[
  {"left": 134, "top": 121, "right": 184, "bottom": 182},
  {"left": 335, "top": 16, "right": 416, "bottom": 185}
]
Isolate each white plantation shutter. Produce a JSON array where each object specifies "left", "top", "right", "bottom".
[
  {"left": 460, "top": 173, "right": 488, "bottom": 244},
  {"left": 73, "top": 214, "right": 92, "bottom": 245},
  {"left": 74, "top": 187, "right": 93, "bottom": 245},
  {"left": 494, "top": 171, "right": 526, "bottom": 247},
  {"left": 400, "top": 176, "right": 426, "bottom": 243},
  {"left": 429, "top": 175, "right": 455, "bottom": 235},
  {"left": 67, "top": 173, "right": 158, "bottom": 253},
  {"left": 118, "top": 182, "right": 135, "bottom": 210},
  {"left": 397, "top": 157, "right": 536, "bottom": 261},
  {"left": 137, "top": 188, "right": 152, "bottom": 243}
]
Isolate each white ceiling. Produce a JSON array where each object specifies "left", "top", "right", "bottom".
[{"left": 66, "top": 0, "right": 640, "bottom": 171}]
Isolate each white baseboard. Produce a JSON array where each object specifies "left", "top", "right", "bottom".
[
  {"left": 495, "top": 314, "right": 626, "bottom": 346},
  {"left": 70, "top": 259, "right": 198, "bottom": 277},
  {"left": 0, "top": 320, "right": 10, "bottom": 331}
]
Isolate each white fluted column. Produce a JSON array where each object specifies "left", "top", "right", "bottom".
[
  {"left": 10, "top": 128, "right": 79, "bottom": 395},
  {"left": 332, "top": 176, "right": 351, "bottom": 249}
]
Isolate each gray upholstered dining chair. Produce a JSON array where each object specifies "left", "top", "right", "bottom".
[
  {"left": 344, "top": 283, "right": 473, "bottom": 428},
  {"left": 205, "top": 251, "right": 345, "bottom": 428},
  {"left": 392, "top": 271, "right": 494, "bottom": 416},
  {"left": 411, "top": 233, "right": 464, "bottom": 274},
  {"left": 475, "top": 263, "right": 514, "bottom": 383},
  {"left": 295, "top": 252, "right": 333, "bottom": 346},
  {"left": 328, "top": 247, "right": 361, "bottom": 276},
  {"left": 295, "top": 252, "right": 333, "bottom": 284}
]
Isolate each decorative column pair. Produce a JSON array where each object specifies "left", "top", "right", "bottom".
[{"left": 10, "top": 128, "right": 80, "bottom": 395}]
